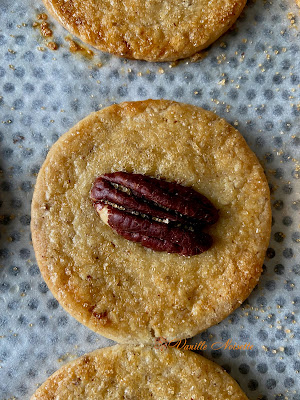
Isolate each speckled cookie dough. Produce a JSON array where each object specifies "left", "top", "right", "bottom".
[
  {"left": 30, "top": 345, "right": 249, "bottom": 399},
  {"left": 42, "top": 0, "right": 247, "bottom": 61},
  {"left": 31, "top": 100, "right": 272, "bottom": 344}
]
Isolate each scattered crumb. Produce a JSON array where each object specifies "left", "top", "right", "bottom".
[
  {"left": 40, "top": 21, "right": 53, "bottom": 38},
  {"left": 33, "top": 13, "right": 58, "bottom": 51},
  {"left": 65, "top": 36, "right": 94, "bottom": 59},
  {"left": 37, "top": 13, "right": 48, "bottom": 20},
  {"left": 47, "top": 41, "right": 58, "bottom": 50}
]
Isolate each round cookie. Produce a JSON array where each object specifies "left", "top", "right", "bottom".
[
  {"left": 42, "top": 0, "right": 247, "bottom": 61},
  {"left": 31, "top": 345, "right": 249, "bottom": 399},
  {"left": 31, "top": 100, "right": 271, "bottom": 344}
]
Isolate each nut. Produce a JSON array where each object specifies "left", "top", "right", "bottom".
[{"left": 90, "top": 172, "right": 218, "bottom": 256}]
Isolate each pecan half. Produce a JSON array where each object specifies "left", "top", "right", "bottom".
[{"left": 90, "top": 172, "right": 218, "bottom": 256}]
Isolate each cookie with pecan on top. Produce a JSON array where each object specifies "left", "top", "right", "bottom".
[
  {"left": 42, "top": 0, "right": 246, "bottom": 61},
  {"left": 31, "top": 100, "right": 271, "bottom": 344}
]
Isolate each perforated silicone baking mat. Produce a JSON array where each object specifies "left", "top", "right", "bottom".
[{"left": 0, "top": 0, "right": 299, "bottom": 398}]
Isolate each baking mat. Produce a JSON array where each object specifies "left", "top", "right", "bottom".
[{"left": 0, "top": 0, "right": 299, "bottom": 398}]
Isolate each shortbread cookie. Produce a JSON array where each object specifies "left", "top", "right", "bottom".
[
  {"left": 42, "top": 0, "right": 247, "bottom": 61},
  {"left": 31, "top": 100, "right": 271, "bottom": 344},
  {"left": 31, "top": 345, "right": 248, "bottom": 399}
]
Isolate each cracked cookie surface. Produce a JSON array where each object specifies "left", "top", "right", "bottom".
[
  {"left": 43, "top": 0, "right": 246, "bottom": 61},
  {"left": 31, "top": 100, "right": 271, "bottom": 344},
  {"left": 31, "top": 345, "right": 248, "bottom": 399}
]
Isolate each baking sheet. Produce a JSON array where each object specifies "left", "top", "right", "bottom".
[{"left": 0, "top": 0, "right": 299, "bottom": 398}]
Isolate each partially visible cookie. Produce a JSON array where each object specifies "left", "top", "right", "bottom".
[
  {"left": 31, "top": 345, "right": 248, "bottom": 399},
  {"left": 42, "top": 0, "right": 247, "bottom": 61},
  {"left": 31, "top": 100, "right": 271, "bottom": 344}
]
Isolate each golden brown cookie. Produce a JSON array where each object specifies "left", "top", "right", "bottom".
[
  {"left": 31, "top": 345, "right": 249, "bottom": 399},
  {"left": 42, "top": 0, "right": 247, "bottom": 61},
  {"left": 31, "top": 100, "right": 271, "bottom": 344}
]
